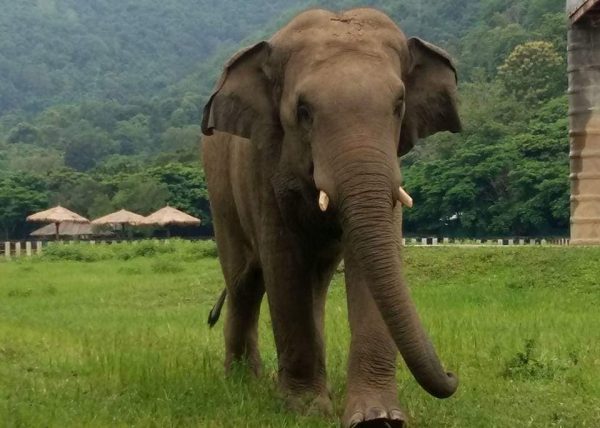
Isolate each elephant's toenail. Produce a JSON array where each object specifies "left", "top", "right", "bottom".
[
  {"left": 390, "top": 409, "right": 405, "bottom": 421},
  {"left": 366, "top": 408, "right": 387, "bottom": 420},
  {"left": 349, "top": 412, "right": 364, "bottom": 427}
]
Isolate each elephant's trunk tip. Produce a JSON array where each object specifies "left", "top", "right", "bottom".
[{"left": 428, "top": 371, "right": 458, "bottom": 399}]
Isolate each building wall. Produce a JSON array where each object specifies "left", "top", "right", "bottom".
[{"left": 568, "top": 13, "right": 600, "bottom": 244}]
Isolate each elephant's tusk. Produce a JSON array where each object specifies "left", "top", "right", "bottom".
[
  {"left": 318, "top": 191, "right": 330, "bottom": 212},
  {"left": 398, "top": 186, "right": 414, "bottom": 208}
]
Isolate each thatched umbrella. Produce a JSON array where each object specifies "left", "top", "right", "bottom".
[
  {"left": 138, "top": 205, "right": 201, "bottom": 237},
  {"left": 91, "top": 209, "right": 145, "bottom": 238},
  {"left": 26, "top": 205, "right": 89, "bottom": 240}
]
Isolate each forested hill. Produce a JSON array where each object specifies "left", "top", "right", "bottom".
[
  {"left": 0, "top": 0, "right": 569, "bottom": 239},
  {"left": 0, "top": 0, "right": 305, "bottom": 114}
]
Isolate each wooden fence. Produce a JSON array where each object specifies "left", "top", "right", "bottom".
[{"left": 1, "top": 237, "right": 571, "bottom": 259}]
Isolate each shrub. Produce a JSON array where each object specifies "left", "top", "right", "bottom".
[
  {"left": 38, "top": 239, "right": 217, "bottom": 263},
  {"left": 41, "top": 244, "right": 110, "bottom": 262}
]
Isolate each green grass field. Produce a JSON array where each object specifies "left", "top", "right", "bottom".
[{"left": 1, "top": 241, "right": 599, "bottom": 427}]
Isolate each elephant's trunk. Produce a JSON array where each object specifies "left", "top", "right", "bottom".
[{"left": 335, "top": 153, "right": 458, "bottom": 399}]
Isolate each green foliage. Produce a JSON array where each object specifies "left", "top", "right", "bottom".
[
  {"left": 498, "top": 41, "right": 564, "bottom": 105},
  {"left": 0, "top": 0, "right": 572, "bottom": 238},
  {"left": 40, "top": 239, "right": 217, "bottom": 262},
  {"left": 0, "top": 173, "right": 49, "bottom": 239},
  {"left": 0, "top": 0, "right": 303, "bottom": 115},
  {"left": 111, "top": 176, "right": 171, "bottom": 216},
  {"left": 148, "top": 163, "right": 210, "bottom": 223},
  {"left": 503, "top": 339, "right": 576, "bottom": 381}
]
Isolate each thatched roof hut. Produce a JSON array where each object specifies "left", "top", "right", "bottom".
[
  {"left": 137, "top": 206, "right": 200, "bottom": 237},
  {"left": 26, "top": 205, "right": 89, "bottom": 240},
  {"left": 138, "top": 206, "right": 201, "bottom": 227},
  {"left": 27, "top": 205, "right": 89, "bottom": 223},
  {"left": 91, "top": 209, "right": 145, "bottom": 226}
]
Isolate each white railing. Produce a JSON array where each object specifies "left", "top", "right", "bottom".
[
  {"left": 401, "top": 237, "right": 571, "bottom": 246},
  {"left": 1, "top": 237, "right": 572, "bottom": 260}
]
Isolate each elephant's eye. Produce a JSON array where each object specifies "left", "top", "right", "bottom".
[{"left": 297, "top": 103, "right": 313, "bottom": 125}]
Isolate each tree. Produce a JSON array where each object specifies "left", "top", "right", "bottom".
[
  {"left": 114, "top": 114, "right": 151, "bottom": 155},
  {"left": 160, "top": 125, "right": 202, "bottom": 161},
  {"left": 498, "top": 41, "right": 564, "bottom": 105},
  {"left": 149, "top": 163, "right": 211, "bottom": 225},
  {"left": 0, "top": 174, "right": 49, "bottom": 239},
  {"left": 63, "top": 122, "right": 115, "bottom": 171},
  {"left": 6, "top": 122, "right": 40, "bottom": 145},
  {"left": 111, "top": 175, "right": 171, "bottom": 215}
]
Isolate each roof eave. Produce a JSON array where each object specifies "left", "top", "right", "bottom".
[{"left": 569, "top": 0, "right": 600, "bottom": 24}]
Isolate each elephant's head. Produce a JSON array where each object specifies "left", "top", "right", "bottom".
[{"left": 202, "top": 8, "right": 460, "bottom": 398}]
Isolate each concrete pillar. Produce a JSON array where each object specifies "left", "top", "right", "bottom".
[
  {"left": 25, "top": 242, "right": 32, "bottom": 257},
  {"left": 4, "top": 242, "right": 10, "bottom": 259},
  {"left": 36, "top": 241, "right": 43, "bottom": 255},
  {"left": 569, "top": 12, "right": 600, "bottom": 244}
]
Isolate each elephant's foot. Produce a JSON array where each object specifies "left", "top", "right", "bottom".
[{"left": 343, "top": 392, "right": 406, "bottom": 428}]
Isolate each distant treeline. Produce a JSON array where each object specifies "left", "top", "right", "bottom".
[{"left": 0, "top": 0, "right": 568, "bottom": 239}]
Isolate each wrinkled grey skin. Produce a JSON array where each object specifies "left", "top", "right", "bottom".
[{"left": 201, "top": 8, "right": 461, "bottom": 427}]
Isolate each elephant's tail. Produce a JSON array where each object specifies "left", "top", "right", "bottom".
[{"left": 208, "top": 288, "right": 227, "bottom": 327}]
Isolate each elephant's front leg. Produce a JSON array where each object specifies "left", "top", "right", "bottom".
[
  {"left": 261, "top": 236, "right": 332, "bottom": 416},
  {"left": 343, "top": 244, "right": 406, "bottom": 428}
]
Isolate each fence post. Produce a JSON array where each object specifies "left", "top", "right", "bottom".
[
  {"left": 4, "top": 242, "right": 10, "bottom": 260},
  {"left": 36, "top": 241, "right": 43, "bottom": 255},
  {"left": 25, "top": 242, "right": 32, "bottom": 257},
  {"left": 432, "top": 237, "right": 438, "bottom": 245},
  {"left": 402, "top": 238, "right": 406, "bottom": 246},
  {"left": 15, "top": 242, "right": 21, "bottom": 257}
]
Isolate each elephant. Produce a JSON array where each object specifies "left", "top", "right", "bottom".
[{"left": 201, "top": 8, "right": 461, "bottom": 427}]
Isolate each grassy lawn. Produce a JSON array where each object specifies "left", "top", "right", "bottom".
[{"left": 1, "top": 241, "right": 599, "bottom": 427}]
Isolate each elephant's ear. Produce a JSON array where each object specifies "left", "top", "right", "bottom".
[
  {"left": 399, "top": 37, "right": 461, "bottom": 156},
  {"left": 202, "top": 42, "right": 277, "bottom": 138}
]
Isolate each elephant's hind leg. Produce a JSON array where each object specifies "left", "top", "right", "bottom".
[{"left": 223, "top": 261, "right": 265, "bottom": 376}]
